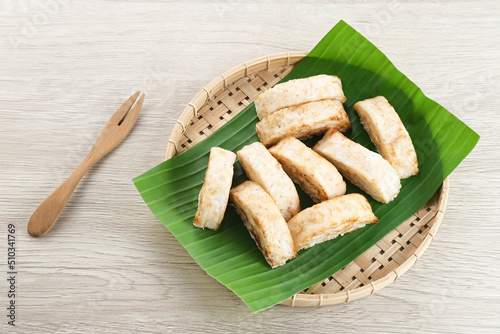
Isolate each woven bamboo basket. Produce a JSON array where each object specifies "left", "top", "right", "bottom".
[{"left": 165, "top": 52, "right": 449, "bottom": 307}]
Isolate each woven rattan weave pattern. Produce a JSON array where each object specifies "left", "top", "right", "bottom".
[{"left": 165, "top": 52, "right": 449, "bottom": 307}]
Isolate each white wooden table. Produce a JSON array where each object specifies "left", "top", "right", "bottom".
[{"left": 1, "top": 1, "right": 499, "bottom": 333}]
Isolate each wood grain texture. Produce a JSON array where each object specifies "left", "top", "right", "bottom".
[{"left": 0, "top": 1, "right": 499, "bottom": 333}]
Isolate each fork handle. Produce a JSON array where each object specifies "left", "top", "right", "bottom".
[{"left": 27, "top": 155, "right": 96, "bottom": 237}]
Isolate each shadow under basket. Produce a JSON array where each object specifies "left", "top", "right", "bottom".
[{"left": 165, "top": 51, "right": 449, "bottom": 307}]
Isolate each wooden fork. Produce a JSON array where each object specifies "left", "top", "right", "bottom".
[{"left": 27, "top": 92, "right": 145, "bottom": 237}]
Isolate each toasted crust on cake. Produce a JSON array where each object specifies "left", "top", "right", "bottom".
[
  {"left": 288, "top": 193, "right": 378, "bottom": 251},
  {"left": 313, "top": 129, "right": 401, "bottom": 204},
  {"left": 256, "top": 99, "right": 351, "bottom": 147},
  {"left": 254, "top": 74, "right": 347, "bottom": 120},
  {"left": 194, "top": 147, "right": 236, "bottom": 230},
  {"left": 237, "top": 142, "right": 300, "bottom": 221},
  {"left": 230, "top": 181, "right": 298, "bottom": 268},
  {"left": 268, "top": 136, "right": 346, "bottom": 203},
  {"left": 354, "top": 96, "right": 419, "bottom": 179}
]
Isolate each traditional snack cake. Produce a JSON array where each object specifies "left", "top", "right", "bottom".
[
  {"left": 256, "top": 99, "right": 351, "bottom": 147},
  {"left": 268, "top": 136, "right": 346, "bottom": 203},
  {"left": 254, "top": 74, "right": 347, "bottom": 120},
  {"left": 313, "top": 129, "right": 401, "bottom": 204},
  {"left": 230, "top": 181, "right": 298, "bottom": 268},
  {"left": 194, "top": 147, "right": 237, "bottom": 230},
  {"left": 353, "top": 96, "right": 419, "bottom": 179},
  {"left": 288, "top": 193, "right": 378, "bottom": 251},
  {"left": 237, "top": 142, "right": 300, "bottom": 221}
]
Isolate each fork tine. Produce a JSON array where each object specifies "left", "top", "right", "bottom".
[
  {"left": 119, "top": 93, "right": 145, "bottom": 128},
  {"left": 110, "top": 91, "right": 141, "bottom": 124}
]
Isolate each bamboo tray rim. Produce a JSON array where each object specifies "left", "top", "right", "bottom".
[
  {"left": 165, "top": 51, "right": 449, "bottom": 307},
  {"left": 282, "top": 179, "right": 448, "bottom": 307}
]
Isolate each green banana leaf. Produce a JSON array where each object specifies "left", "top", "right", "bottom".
[{"left": 133, "top": 20, "right": 479, "bottom": 313}]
